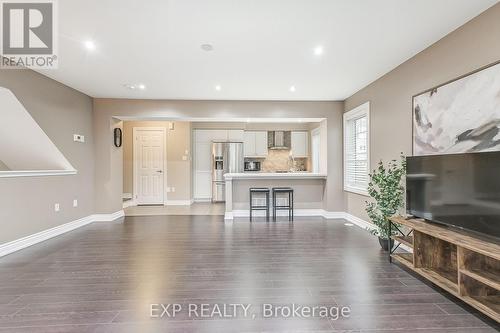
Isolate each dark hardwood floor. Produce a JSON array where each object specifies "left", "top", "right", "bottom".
[{"left": 0, "top": 215, "right": 498, "bottom": 332}]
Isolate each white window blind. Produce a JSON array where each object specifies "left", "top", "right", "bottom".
[{"left": 344, "top": 102, "right": 370, "bottom": 195}]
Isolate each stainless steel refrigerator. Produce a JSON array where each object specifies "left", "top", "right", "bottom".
[{"left": 212, "top": 141, "right": 243, "bottom": 202}]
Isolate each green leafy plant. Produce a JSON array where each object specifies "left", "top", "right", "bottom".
[{"left": 365, "top": 155, "right": 406, "bottom": 239}]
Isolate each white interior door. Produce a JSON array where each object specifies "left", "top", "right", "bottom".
[{"left": 134, "top": 128, "right": 165, "bottom": 205}]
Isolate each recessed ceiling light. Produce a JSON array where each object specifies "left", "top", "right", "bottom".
[
  {"left": 344, "top": 223, "right": 354, "bottom": 227},
  {"left": 289, "top": 85, "right": 296, "bottom": 92},
  {"left": 83, "top": 40, "right": 96, "bottom": 51},
  {"left": 123, "top": 83, "right": 146, "bottom": 90},
  {"left": 314, "top": 45, "right": 324, "bottom": 56},
  {"left": 215, "top": 85, "right": 221, "bottom": 91},
  {"left": 201, "top": 44, "right": 213, "bottom": 51}
]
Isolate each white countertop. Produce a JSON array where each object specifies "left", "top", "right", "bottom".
[{"left": 224, "top": 172, "right": 327, "bottom": 180}]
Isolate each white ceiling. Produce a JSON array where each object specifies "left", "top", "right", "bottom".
[{"left": 38, "top": 0, "right": 498, "bottom": 101}]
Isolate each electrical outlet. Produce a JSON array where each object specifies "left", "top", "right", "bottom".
[
  {"left": 73, "top": 134, "right": 85, "bottom": 143},
  {"left": 73, "top": 199, "right": 78, "bottom": 207},
  {"left": 182, "top": 155, "right": 187, "bottom": 161},
  {"left": 54, "top": 203, "right": 60, "bottom": 212},
  {"left": 171, "top": 187, "right": 176, "bottom": 192},
  {"left": 166, "top": 187, "right": 171, "bottom": 193}
]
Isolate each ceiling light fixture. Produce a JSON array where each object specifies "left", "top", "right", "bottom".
[
  {"left": 314, "top": 45, "right": 324, "bottom": 56},
  {"left": 123, "top": 83, "right": 146, "bottom": 90},
  {"left": 344, "top": 223, "right": 354, "bottom": 227},
  {"left": 201, "top": 44, "right": 214, "bottom": 51},
  {"left": 289, "top": 85, "right": 296, "bottom": 92},
  {"left": 83, "top": 40, "right": 96, "bottom": 51},
  {"left": 215, "top": 85, "right": 221, "bottom": 91}
]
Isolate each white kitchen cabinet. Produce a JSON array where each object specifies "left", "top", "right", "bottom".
[
  {"left": 193, "top": 129, "right": 246, "bottom": 200},
  {"left": 244, "top": 131, "right": 268, "bottom": 157},
  {"left": 243, "top": 132, "right": 256, "bottom": 157},
  {"left": 227, "top": 130, "right": 244, "bottom": 141},
  {"left": 255, "top": 132, "right": 268, "bottom": 156},
  {"left": 193, "top": 141, "right": 212, "bottom": 199},
  {"left": 291, "top": 131, "right": 309, "bottom": 157}
]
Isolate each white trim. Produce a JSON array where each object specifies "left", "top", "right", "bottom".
[
  {"left": 92, "top": 210, "right": 125, "bottom": 222},
  {"left": 343, "top": 101, "right": 370, "bottom": 196},
  {"left": 345, "top": 187, "right": 369, "bottom": 197},
  {"left": 165, "top": 199, "right": 194, "bottom": 206},
  {"left": 224, "top": 173, "right": 327, "bottom": 180},
  {"left": 222, "top": 209, "right": 411, "bottom": 252},
  {"left": 122, "top": 193, "right": 133, "bottom": 199},
  {"left": 0, "top": 210, "right": 124, "bottom": 258},
  {"left": 193, "top": 198, "right": 212, "bottom": 203},
  {"left": 343, "top": 212, "right": 375, "bottom": 230},
  {"left": 343, "top": 213, "right": 412, "bottom": 252},
  {"left": 224, "top": 209, "right": 344, "bottom": 220},
  {"left": 133, "top": 127, "right": 168, "bottom": 205},
  {"left": 123, "top": 199, "right": 137, "bottom": 209},
  {"left": 0, "top": 170, "right": 77, "bottom": 178}
]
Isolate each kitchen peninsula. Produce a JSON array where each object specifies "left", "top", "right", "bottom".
[{"left": 224, "top": 172, "right": 327, "bottom": 220}]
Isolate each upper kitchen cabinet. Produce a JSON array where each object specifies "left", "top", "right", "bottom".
[
  {"left": 227, "top": 129, "right": 244, "bottom": 141},
  {"left": 291, "top": 131, "right": 309, "bottom": 157},
  {"left": 244, "top": 131, "right": 268, "bottom": 157}
]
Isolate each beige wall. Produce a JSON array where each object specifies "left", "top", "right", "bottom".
[
  {"left": 93, "top": 100, "right": 344, "bottom": 214},
  {"left": 0, "top": 69, "right": 94, "bottom": 244},
  {"left": 0, "top": 160, "right": 9, "bottom": 171},
  {"left": 344, "top": 4, "right": 500, "bottom": 221},
  {"left": 232, "top": 178, "right": 325, "bottom": 210},
  {"left": 122, "top": 121, "right": 192, "bottom": 201}
]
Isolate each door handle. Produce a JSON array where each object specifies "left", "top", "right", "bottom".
[{"left": 156, "top": 170, "right": 163, "bottom": 173}]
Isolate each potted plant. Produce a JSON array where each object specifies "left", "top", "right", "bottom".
[{"left": 365, "top": 155, "right": 406, "bottom": 251}]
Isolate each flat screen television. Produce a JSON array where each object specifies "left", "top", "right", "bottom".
[{"left": 406, "top": 152, "right": 500, "bottom": 241}]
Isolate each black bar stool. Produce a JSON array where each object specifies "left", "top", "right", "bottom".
[
  {"left": 249, "top": 188, "right": 270, "bottom": 221},
  {"left": 272, "top": 187, "right": 294, "bottom": 221}
]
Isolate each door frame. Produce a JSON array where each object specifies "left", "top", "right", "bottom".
[{"left": 133, "top": 127, "right": 168, "bottom": 205}]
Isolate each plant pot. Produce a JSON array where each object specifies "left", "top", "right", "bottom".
[{"left": 378, "top": 237, "right": 395, "bottom": 251}]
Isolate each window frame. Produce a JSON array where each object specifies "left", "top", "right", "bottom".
[{"left": 343, "top": 102, "right": 370, "bottom": 196}]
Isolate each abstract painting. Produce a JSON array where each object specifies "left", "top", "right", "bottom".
[{"left": 413, "top": 62, "right": 500, "bottom": 156}]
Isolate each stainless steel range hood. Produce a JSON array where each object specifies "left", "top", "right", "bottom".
[{"left": 268, "top": 131, "right": 291, "bottom": 150}]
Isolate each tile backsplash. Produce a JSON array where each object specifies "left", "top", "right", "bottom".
[{"left": 256, "top": 149, "right": 307, "bottom": 172}]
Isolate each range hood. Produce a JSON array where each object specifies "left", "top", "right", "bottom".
[{"left": 268, "top": 131, "right": 291, "bottom": 150}]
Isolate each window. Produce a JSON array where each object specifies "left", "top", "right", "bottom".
[{"left": 344, "top": 102, "right": 370, "bottom": 195}]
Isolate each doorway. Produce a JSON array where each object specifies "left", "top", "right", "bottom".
[{"left": 133, "top": 127, "right": 167, "bottom": 205}]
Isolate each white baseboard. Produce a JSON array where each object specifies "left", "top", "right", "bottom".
[
  {"left": 165, "top": 199, "right": 194, "bottom": 206},
  {"left": 91, "top": 210, "right": 125, "bottom": 222},
  {"left": 122, "top": 199, "right": 137, "bottom": 209},
  {"left": 225, "top": 209, "right": 343, "bottom": 220},
  {"left": 0, "top": 210, "right": 124, "bottom": 258},
  {"left": 343, "top": 212, "right": 375, "bottom": 231},
  {"left": 343, "top": 213, "right": 412, "bottom": 252},
  {"left": 223, "top": 209, "right": 411, "bottom": 252},
  {"left": 193, "top": 198, "right": 212, "bottom": 203}
]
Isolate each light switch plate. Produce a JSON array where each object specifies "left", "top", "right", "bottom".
[
  {"left": 74, "top": 134, "right": 85, "bottom": 143},
  {"left": 73, "top": 199, "right": 78, "bottom": 207},
  {"left": 54, "top": 203, "right": 60, "bottom": 212}
]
